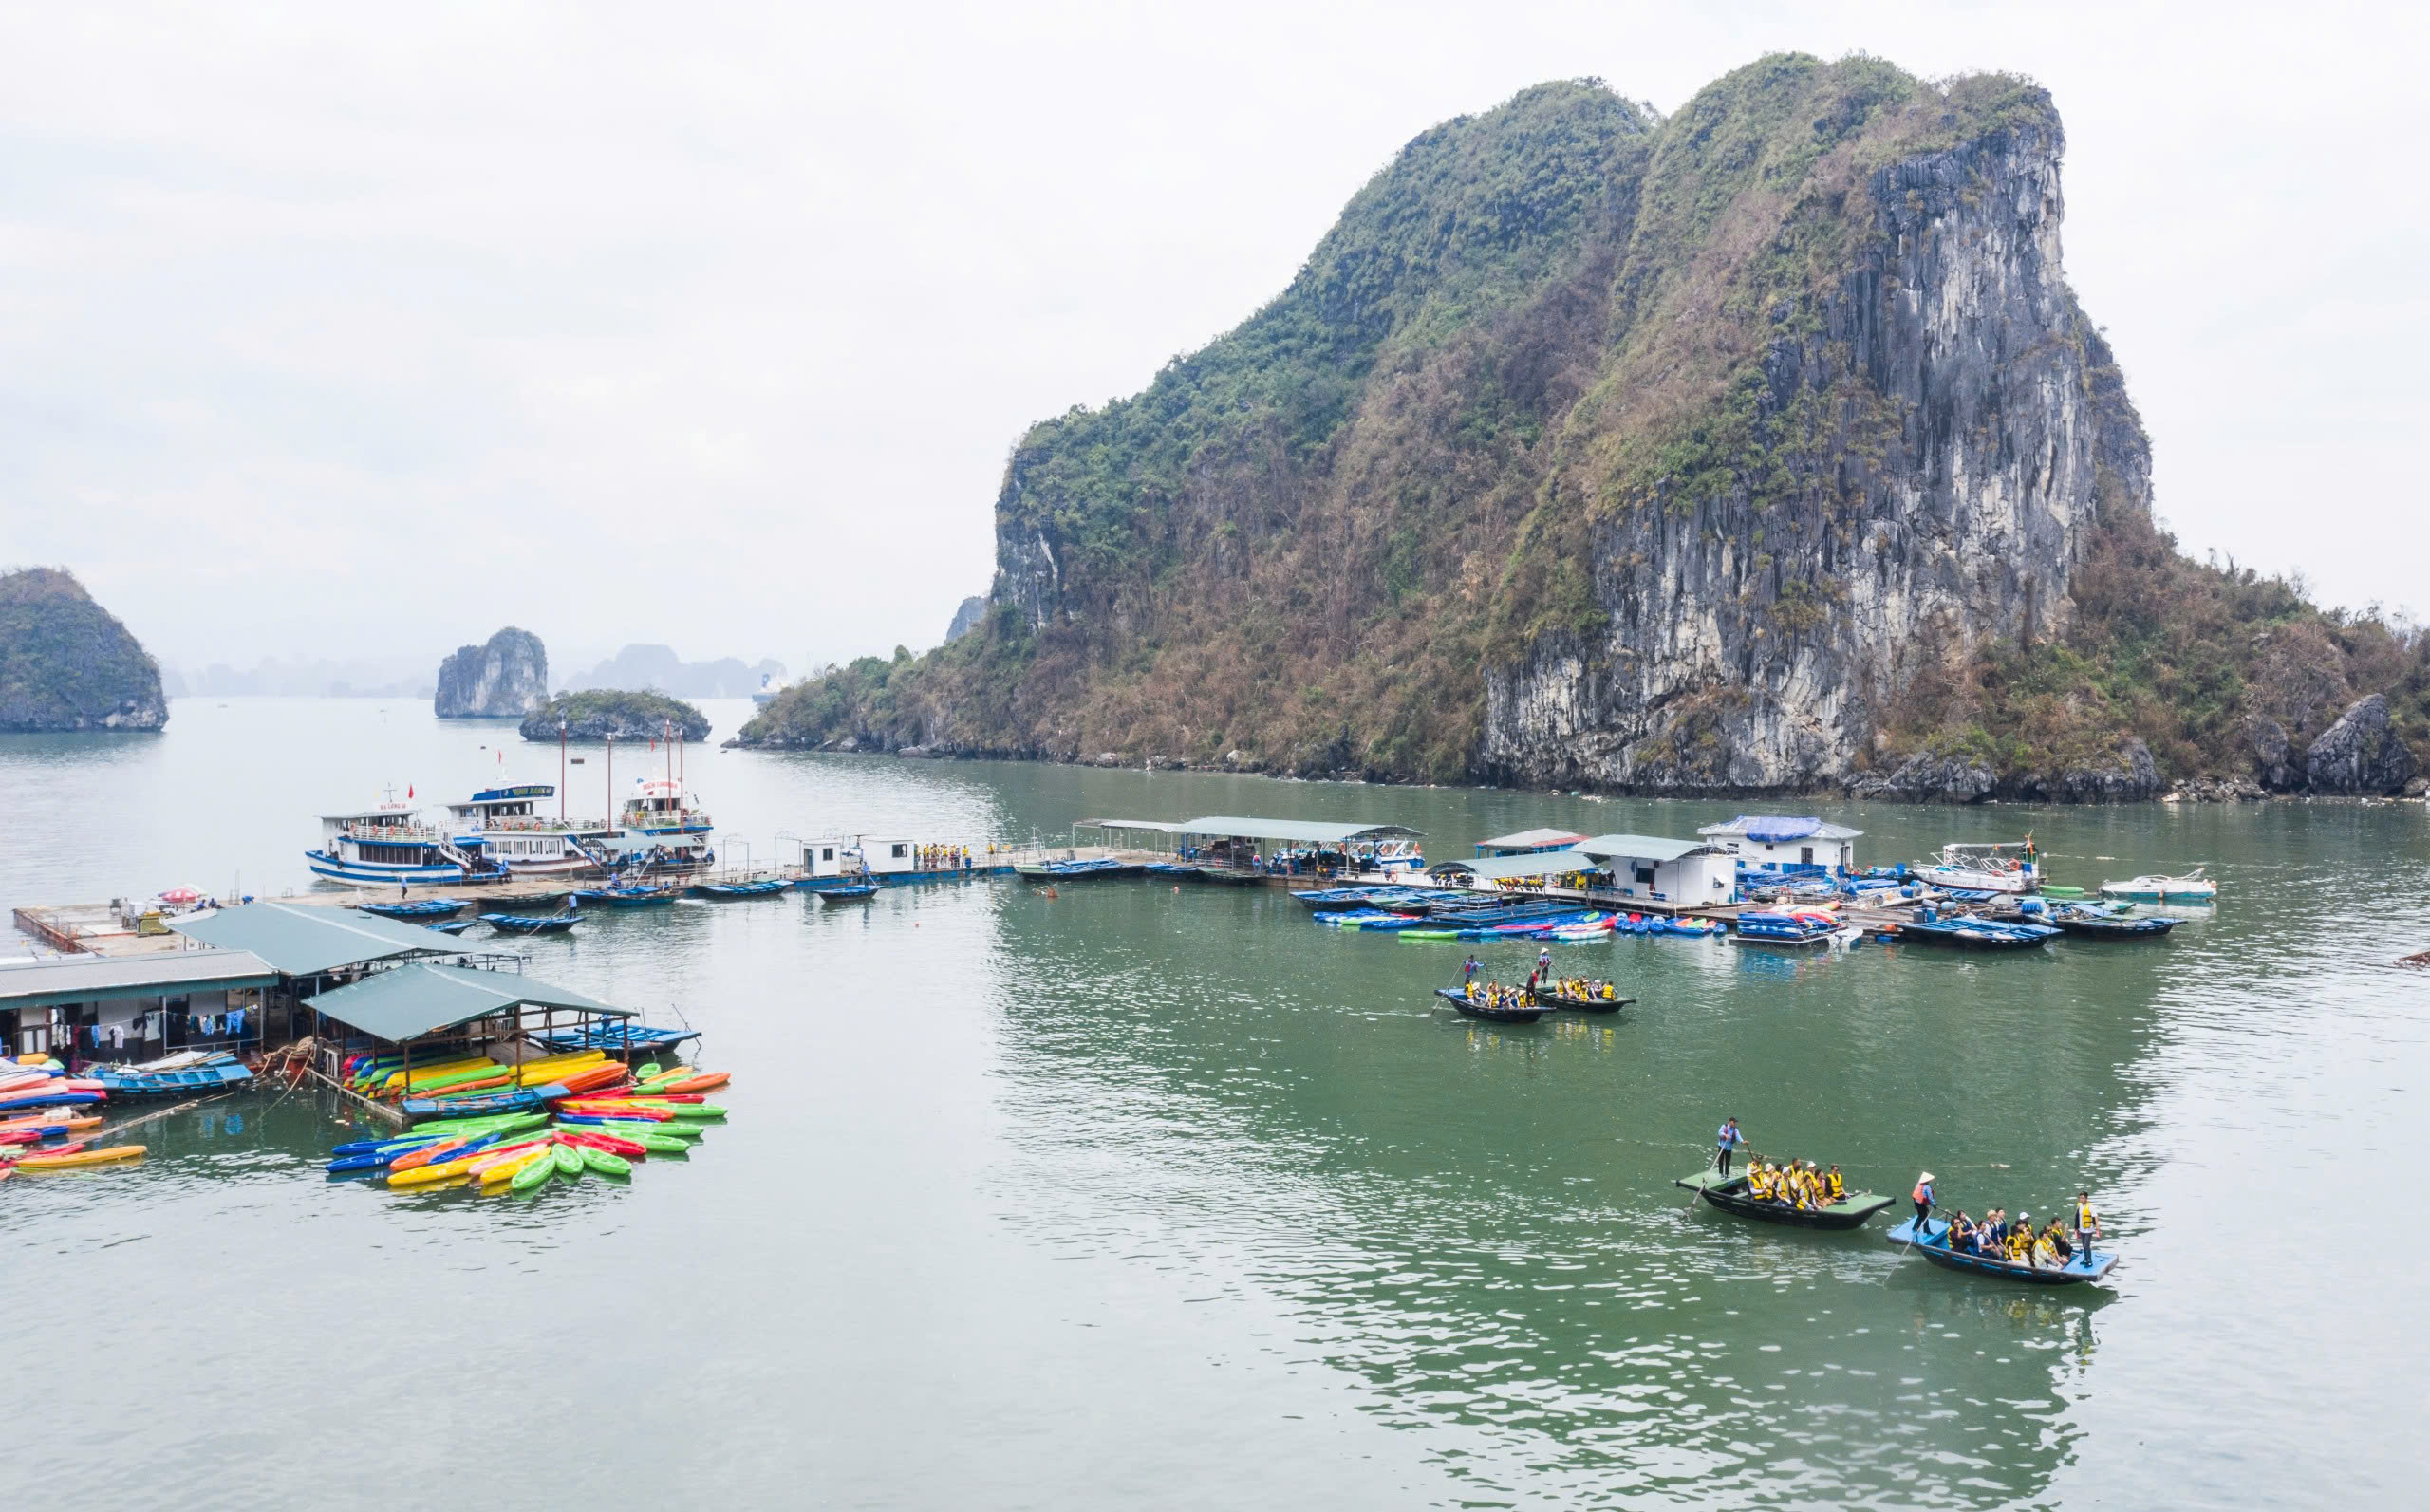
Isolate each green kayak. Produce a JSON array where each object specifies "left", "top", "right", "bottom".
[
  {"left": 578, "top": 1146, "right": 633, "bottom": 1178},
  {"left": 634, "top": 1133, "right": 691, "bottom": 1156},
  {"left": 1396, "top": 930, "right": 1457, "bottom": 942},
  {"left": 509, "top": 1152, "right": 555, "bottom": 1192},
  {"left": 551, "top": 1142, "right": 584, "bottom": 1178},
  {"left": 2040, "top": 884, "right": 2086, "bottom": 898}
]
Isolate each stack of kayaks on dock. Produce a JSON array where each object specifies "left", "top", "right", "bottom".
[
  {"left": 1, "top": 1055, "right": 144, "bottom": 1179},
  {"left": 326, "top": 1056, "right": 733, "bottom": 1196}
]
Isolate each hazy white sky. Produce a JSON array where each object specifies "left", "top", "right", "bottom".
[{"left": 2, "top": 2, "right": 2422, "bottom": 670}]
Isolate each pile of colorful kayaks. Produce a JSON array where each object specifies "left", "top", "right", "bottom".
[
  {"left": 326, "top": 1054, "right": 732, "bottom": 1197},
  {"left": 1, "top": 1055, "right": 146, "bottom": 1181}
]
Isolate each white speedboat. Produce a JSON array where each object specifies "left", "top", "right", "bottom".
[
  {"left": 1917, "top": 841, "right": 2041, "bottom": 894},
  {"left": 441, "top": 783, "right": 624, "bottom": 877},
  {"left": 2100, "top": 867, "right": 2216, "bottom": 904}
]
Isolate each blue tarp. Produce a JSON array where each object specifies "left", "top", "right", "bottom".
[{"left": 1733, "top": 816, "right": 1822, "bottom": 842}]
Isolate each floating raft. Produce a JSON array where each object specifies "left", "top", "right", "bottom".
[
  {"left": 1674, "top": 1169, "right": 1894, "bottom": 1230},
  {"left": 535, "top": 1022, "right": 701, "bottom": 1057}
]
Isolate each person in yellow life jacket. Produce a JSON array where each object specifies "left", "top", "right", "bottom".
[
  {"left": 1825, "top": 1165, "right": 1845, "bottom": 1203},
  {"left": 2071, "top": 1191, "right": 2100, "bottom": 1259}
]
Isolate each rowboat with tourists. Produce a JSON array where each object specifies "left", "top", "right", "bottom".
[
  {"left": 1433, "top": 984, "right": 1546, "bottom": 1024},
  {"left": 1674, "top": 1162, "right": 1893, "bottom": 1230},
  {"left": 1885, "top": 1217, "right": 2119, "bottom": 1284},
  {"left": 1526, "top": 978, "right": 1634, "bottom": 1014}
]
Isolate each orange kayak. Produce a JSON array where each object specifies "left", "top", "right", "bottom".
[
  {"left": 652, "top": 1073, "right": 729, "bottom": 1094},
  {"left": 388, "top": 1135, "right": 472, "bottom": 1173},
  {"left": 18, "top": 1144, "right": 144, "bottom": 1170},
  {"left": 553, "top": 1063, "right": 629, "bottom": 1094}
]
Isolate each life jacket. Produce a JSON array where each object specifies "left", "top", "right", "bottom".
[
  {"left": 2076, "top": 1201, "right": 2096, "bottom": 1229},
  {"left": 1827, "top": 1173, "right": 1845, "bottom": 1200},
  {"left": 1912, "top": 1182, "right": 1931, "bottom": 1204}
]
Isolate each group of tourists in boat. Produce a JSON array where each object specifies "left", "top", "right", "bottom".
[
  {"left": 1739, "top": 1155, "right": 1846, "bottom": 1209},
  {"left": 1911, "top": 1174, "right": 2103, "bottom": 1274},
  {"left": 1685, "top": 1119, "right": 2119, "bottom": 1284}
]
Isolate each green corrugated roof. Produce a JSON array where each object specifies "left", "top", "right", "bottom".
[
  {"left": 0, "top": 949, "right": 280, "bottom": 1011},
  {"left": 1572, "top": 834, "right": 1718, "bottom": 863},
  {"left": 169, "top": 902, "right": 460, "bottom": 976},
  {"left": 1429, "top": 850, "right": 1594, "bottom": 881},
  {"left": 1175, "top": 816, "right": 1424, "bottom": 844},
  {"left": 301, "top": 963, "right": 630, "bottom": 1044}
]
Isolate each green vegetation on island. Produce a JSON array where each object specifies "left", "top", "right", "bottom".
[
  {"left": 520, "top": 689, "right": 710, "bottom": 743},
  {"left": 737, "top": 55, "right": 2423, "bottom": 799},
  {"left": 0, "top": 567, "right": 169, "bottom": 732}
]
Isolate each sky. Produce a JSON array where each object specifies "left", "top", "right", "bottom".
[{"left": 2, "top": 2, "right": 2423, "bottom": 674}]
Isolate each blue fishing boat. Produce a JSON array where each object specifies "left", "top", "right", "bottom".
[
  {"left": 402, "top": 1085, "right": 566, "bottom": 1121},
  {"left": 481, "top": 912, "right": 578, "bottom": 935},
  {"left": 535, "top": 1022, "right": 701, "bottom": 1057},
  {"left": 2049, "top": 904, "right": 2178, "bottom": 940},
  {"left": 1897, "top": 915, "right": 2058, "bottom": 951},
  {"left": 87, "top": 1056, "right": 255, "bottom": 1097},
  {"left": 1015, "top": 856, "right": 1141, "bottom": 880},
  {"left": 696, "top": 878, "right": 790, "bottom": 898},
  {"left": 359, "top": 897, "right": 471, "bottom": 920},
  {"left": 815, "top": 883, "right": 880, "bottom": 905},
  {"left": 430, "top": 918, "right": 478, "bottom": 935},
  {"left": 568, "top": 885, "right": 679, "bottom": 908},
  {"left": 1886, "top": 1218, "right": 2119, "bottom": 1285}
]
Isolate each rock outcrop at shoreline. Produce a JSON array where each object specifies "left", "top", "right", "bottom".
[
  {"left": 435, "top": 627, "right": 549, "bottom": 718},
  {"left": 520, "top": 689, "right": 709, "bottom": 743},
  {"left": 0, "top": 567, "right": 168, "bottom": 732}
]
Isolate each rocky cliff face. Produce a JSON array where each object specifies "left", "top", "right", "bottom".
[
  {"left": 1477, "top": 110, "right": 2147, "bottom": 792},
  {"left": 434, "top": 627, "right": 549, "bottom": 718},
  {"left": 945, "top": 596, "right": 988, "bottom": 644},
  {"left": 740, "top": 59, "right": 2400, "bottom": 798},
  {"left": 521, "top": 689, "right": 710, "bottom": 743},
  {"left": 0, "top": 568, "right": 168, "bottom": 732}
]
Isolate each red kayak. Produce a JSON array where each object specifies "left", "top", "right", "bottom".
[{"left": 556, "top": 1129, "right": 648, "bottom": 1159}]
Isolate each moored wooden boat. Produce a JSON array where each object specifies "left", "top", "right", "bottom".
[
  {"left": 482, "top": 911, "right": 578, "bottom": 934},
  {"left": 360, "top": 897, "right": 471, "bottom": 920},
  {"left": 1674, "top": 1169, "right": 1894, "bottom": 1229},
  {"left": 815, "top": 884, "right": 880, "bottom": 904},
  {"left": 1886, "top": 1218, "right": 2119, "bottom": 1284},
  {"left": 2050, "top": 911, "right": 2178, "bottom": 940},
  {"left": 1433, "top": 987, "right": 1545, "bottom": 1024}
]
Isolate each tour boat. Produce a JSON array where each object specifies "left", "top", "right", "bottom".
[
  {"left": 308, "top": 797, "right": 504, "bottom": 887},
  {"left": 441, "top": 784, "right": 625, "bottom": 877},
  {"left": 1916, "top": 841, "right": 2041, "bottom": 894},
  {"left": 2099, "top": 868, "right": 2216, "bottom": 904},
  {"left": 605, "top": 777, "right": 716, "bottom": 870}
]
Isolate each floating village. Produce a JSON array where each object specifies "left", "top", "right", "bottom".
[{"left": 3, "top": 741, "right": 2207, "bottom": 1284}]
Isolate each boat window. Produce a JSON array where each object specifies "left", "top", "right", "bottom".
[
  {"left": 822, "top": 848, "right": 834, "bottom": 861},
  {"left": 891, "top": 844, "right": 907, "bottom": 858},
  {"left": 1801, "top": 847, "right": 1815, "bottom": 866}
]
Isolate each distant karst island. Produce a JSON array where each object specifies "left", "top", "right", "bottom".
[
  {"left": 435, "top": 627, "right": 551, "bottom": 718},
  {"left": 0, "top": 567, "right": 168, "bottom": 732},
  {"left": 520, "top": 689, "right": 711, "bottom": 743}
]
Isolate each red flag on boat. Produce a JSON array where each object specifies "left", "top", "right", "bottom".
[{"left": 407, "top": 785, "right": 414, "bottom": 798}]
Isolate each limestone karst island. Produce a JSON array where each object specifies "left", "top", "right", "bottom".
[{"left": 8, "top": 41, "right": 2427, "bottom": 1512}]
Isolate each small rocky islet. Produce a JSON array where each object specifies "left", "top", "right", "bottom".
[
  {"left": 519, "top": 689, "right": 710, "bottom": 744},
  {"left": 0, "top": 567, "right": 168, "bottom": 733}
]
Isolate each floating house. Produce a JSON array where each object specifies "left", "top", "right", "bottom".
[
  {"left": 1474, "top": 827, "right": 1588, "bottom": 858},
  {"left": 1694, "top": 816, "right": 1863, "bottom": 879},
  {"left": 794, "top": 836, "right": 1012, "bottom": 882},
  {"left": 1171, "top": 816, "right": 1426, "bottom": 876},
  {"left": 0, "top": 949, "right": 278, "bottom": 1063},
  {"left": 1573, "top": 833, "right": 1737, "bottom": 905}
]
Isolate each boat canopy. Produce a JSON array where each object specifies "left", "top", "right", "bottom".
[
  {"left": 170, "top": 902, "right": 462, "bottom": 977},
  {"left": 1075, "top": 817, "right": 1185, "bottom": 834},
  {"left": 1476, "top": 828, "right": 1587, "bottom": 854},
  {"left": 1572, "top": 833, "right": 1721, "bottom": 863},
  {"left": 1696, "top": 815, "right": 1863, "bottom": 842},
  {"left": 301, "top": 962, "right": 631, "bottom": 1044},
  {"left": 0, "top": 949, "right": 280, "bottom": 1012},
  {"left": 1429, "top": 851, "right": 1594, "bottom": 881},
  {"left": 1174, "top": 816, "right": 1425, "bottom": 844}
]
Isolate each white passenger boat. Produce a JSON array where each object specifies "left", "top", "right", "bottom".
[
  {"left": 2100, "top": 868, "right": 2217, "bottom": 904},
  {"left": 605, "top": 777, "right": 715, "bottom": 870},
  {"left": 307, "top": 796, "right": 503, "bottom": 886},
  {"left": 440, "top": 784, "right": 624, "bottom": 877},
  {"left": 1917, "top": 841, "right": 2041, "bottom": 894}
]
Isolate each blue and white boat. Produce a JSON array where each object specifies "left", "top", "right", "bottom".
[
  {"left": 442, "top": 784, "right": 624, "bottom": 878},
  {"left": 1917, "top": 841, "right": 2041, "bottom": 894},
  {"left": 308, "top": 797, "right": 503, "bottom": 887},
  {"left": 608, "top": 777, "right": 716, "bottom": 871},
  {"left": 2100, "top": 868, "right": 2216, "bottom": 904}
]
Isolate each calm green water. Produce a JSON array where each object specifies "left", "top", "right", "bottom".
[{"left": 6, "top": 699, "right": 2426, "bottom": 1508}]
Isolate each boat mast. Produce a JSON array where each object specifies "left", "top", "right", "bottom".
[
  {"left": 558, "top": 719, "right": 568, "bottom": 821},
  {"left": 605, "top": 733, "right": 613, "bottom": 830}
]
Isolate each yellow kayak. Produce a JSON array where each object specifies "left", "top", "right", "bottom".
[
  {"left": 477, "top": 1148, "right": 552, "bottom": 1186},
  {"left": 17, "top": 1144, "right": 146, "bottom": 1170},
  {"left": 385, "top": 1153, "right": 484, "bottom": 1188}
]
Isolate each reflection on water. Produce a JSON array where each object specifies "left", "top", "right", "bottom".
[{"left": 5, "top": 705, "right": 2428, "bottom": 1506}]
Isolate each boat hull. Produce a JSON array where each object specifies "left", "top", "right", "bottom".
[
  {"left": 308, "top": 851, "right": 464, "bottom": 886},
  {"left": 1530, "top": 992, "right": 1633, "bottom": 1014},
  {"left": 1433, "top": 987, "right": 1544, "bottom": 1023},
  {"left": 1676, "top": 1171, "right": 1893, "bottom": 1230},
  {"left": 1887, "top": 1219, "right": 2118, "bottom": 1283}
]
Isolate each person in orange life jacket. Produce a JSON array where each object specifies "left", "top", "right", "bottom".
[{"left": 1911, "top": 1172, "right": 1935, "bottom": 1230}]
